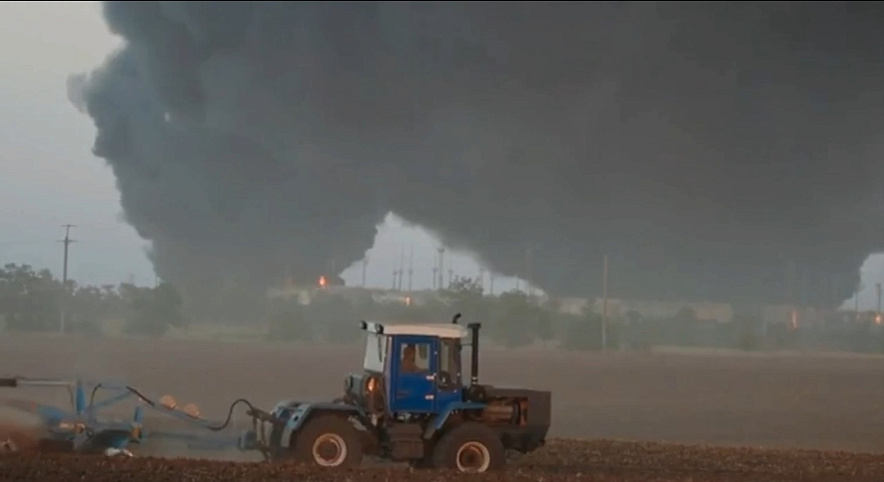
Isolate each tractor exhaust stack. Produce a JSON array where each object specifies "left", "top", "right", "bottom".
[{"left": 467, "top": 322, "right": 481, "bottom": 386}]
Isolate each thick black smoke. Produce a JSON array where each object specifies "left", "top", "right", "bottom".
[{"left": 70, "top": 2, "right": 884, "bottom": 309}]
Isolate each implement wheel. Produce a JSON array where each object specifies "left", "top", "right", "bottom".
[
  {"left": 290, "top": 414, "right": 363, "bottom": 468},
  {"left": 431, "top": 422, "right": 505, "bottom": 473}
]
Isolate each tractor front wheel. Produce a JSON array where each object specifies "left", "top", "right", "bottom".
[
  {"left": 431, "top": 422, "right": 505, "bottom": 473},
  {"left": 290, "top": 414, "right": 363, "bottom": 468}
]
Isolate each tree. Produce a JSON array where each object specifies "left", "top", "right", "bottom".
[
  {"left": 122, "top": 282, "right": 185, "bottom": 337},
  {"left": 489, "top": 290, "right": 538, "bottom": 347},
  {"left": 442, "top": 276, "right": 489, "bottom": 322},
  {"left": 534, "top": 298, "right": 559, "bottom": 341},
  {"left": 0, "top": 263, "right": 62, "bottom": 332},
  {"left": 559, "top": 306, "right": 619, "bottom": 351}
]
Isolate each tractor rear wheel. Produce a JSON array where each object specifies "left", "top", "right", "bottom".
[
  {"left": 290, "top": 414, "right": 364, "bottom": 468},
  {"left": 431, "top": 422, "right": 505, "bottom": 473}
]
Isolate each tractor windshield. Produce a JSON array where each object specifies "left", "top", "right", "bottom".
[{"left": 362, "top": 332, "right": 388, "bottom": 373}]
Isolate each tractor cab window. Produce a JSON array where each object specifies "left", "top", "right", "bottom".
[
  {"left": 400, "top": 342, "right": 430, "bottom": 372},
  {"left": 438, "top": 338, "right": 461, "bottom": 388}
]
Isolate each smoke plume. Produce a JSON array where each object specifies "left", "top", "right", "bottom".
[{"left": 69, "top": 2, "right": 884, "bottom": 310}]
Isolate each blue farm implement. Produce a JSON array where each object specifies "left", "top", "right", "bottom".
[
  {"left": 0, "top": 377, "right": 260, "bottom": 456},
  {"left": 1, "top": 313, "right": 552, "bottom": 473}
]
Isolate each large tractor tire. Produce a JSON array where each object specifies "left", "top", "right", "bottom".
[
  {"left": 290, "top": 414, "right": 364, "bottom": 468},
  {"left": 431, "top": 422, "right": 506, "bottom": 473}
]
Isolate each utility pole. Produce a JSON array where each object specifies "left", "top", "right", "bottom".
[
  {"left": 524, "top": 246, "right": 533, "bottom": 297},
  {"left": 854, "top": 279, "right": 862, "bottom": 322},
  {"left": 782, "top": 259, "right": 795, "bottom": 336},
  {"left": 447, "top": 259, "right": 453, "bottom": 289},
  {"left": 58, "top": 224, "right": 76, "bottom": 334},
  {"left": 407, "top": 245, "right": 414, "bottom": 293},
  {"left": 489, "top": 274, "right": 495, "bottom": 296},
  {"left": 478, "top": 266, "right": 486, "bottom": 292},
  {"left": 876, "top": 282, "right": 882, "bottom": 322},
  {"left": 437, "top": 247, "right": 445, "bottom": 291},
  {"left": 398, "top": 248, "right": 405, "bottom": 291},
  {"left": 602, "top": 254, "right": 609, "bottom": 353}
]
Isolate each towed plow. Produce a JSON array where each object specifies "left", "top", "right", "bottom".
[{"left": 0, "top": 376, "right": 272, "bottom": 458}]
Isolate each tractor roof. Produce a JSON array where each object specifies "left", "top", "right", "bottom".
[{"left": 360, "top": 320, "right": 469, "bottom": 339}]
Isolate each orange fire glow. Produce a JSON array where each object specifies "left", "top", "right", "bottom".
[{"left": 318, "top": 275, "right": 327, "bottom": 288}]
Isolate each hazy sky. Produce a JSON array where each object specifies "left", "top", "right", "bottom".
[
  {"left": 0, "top": 2, "right": 880, "bottom": 308},
  {"left": 0, "top": 2, "right": 530, "bottom": 293}
]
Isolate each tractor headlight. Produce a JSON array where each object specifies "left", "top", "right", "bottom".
[{"left": 366, "top": 377, "right": 376, "bottom": 393}]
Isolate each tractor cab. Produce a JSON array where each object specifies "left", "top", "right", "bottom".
[{"left": 344, "top": 317, "right": 481, "bottom": 417}]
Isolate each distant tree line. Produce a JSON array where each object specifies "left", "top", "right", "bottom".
[
  {"left": 2, "top": 262, "right": 882, "bottom": 354},
  {"left": 267, "top": 275, "right": 884, "bottom": 354},
  {"left": 0, "top": 263, "right": 184, "bottom": 337}
]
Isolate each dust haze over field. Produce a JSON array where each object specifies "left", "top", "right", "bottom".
[
  {"left": 66, "top": 2, "right": 884, "bottom": 308},
  {"left": 1, "top": 335, "right": 884, "bottom": 481}
]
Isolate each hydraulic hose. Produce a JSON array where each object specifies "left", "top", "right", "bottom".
[{"left": 88, "top": 383, "right": 268, "bottom": 431}]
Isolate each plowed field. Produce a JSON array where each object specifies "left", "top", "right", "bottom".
[
  {"left": 3, "top": 439, "right": 884, "bottom": 481},
  {"left": 1, "top": 334, "right": 882, "bottom": 481}
]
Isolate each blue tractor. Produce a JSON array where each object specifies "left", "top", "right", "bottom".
[
  {"left": 240, "top": 313, "right": 552, "bottom": 472},
  {"left": 1, "top": 314, "right": 551, "bottom": 473}
]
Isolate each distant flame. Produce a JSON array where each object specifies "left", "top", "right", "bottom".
[
  {"left": 319, "top": 275, "right": 327, "bottom": 288},
  {"left": 876, "top": 314, "right": 882, "bottom": 325},
  {"left": 405, "top": 296, "right": 412, "bottom": 306}
]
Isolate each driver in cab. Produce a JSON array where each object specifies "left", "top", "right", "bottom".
[{"left": 400, "top": 344, "right": 424, "bottom": 372}]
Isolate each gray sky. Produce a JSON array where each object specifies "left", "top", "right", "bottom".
[
  {"left": 0, "top": 2, "right": 880, "bottom": 308},
  {"left": 0, "top": 2, "right": 530, "bottom": 293}
]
